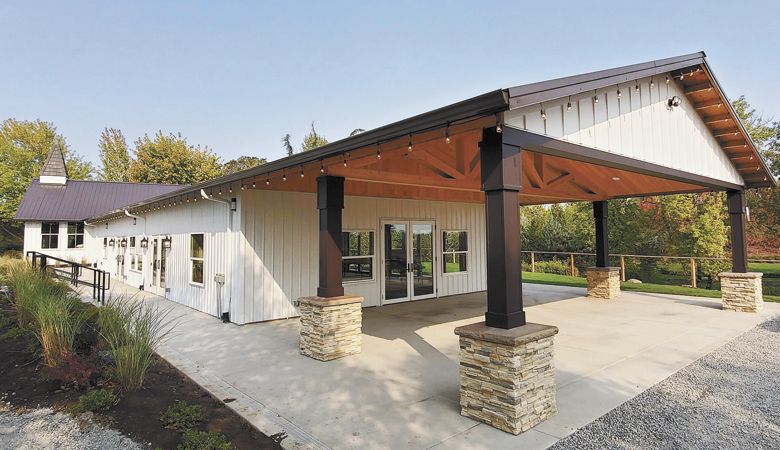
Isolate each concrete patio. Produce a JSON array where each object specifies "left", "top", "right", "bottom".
[{"left": 80, "top": 282, "right": 780, "bottom": 450}]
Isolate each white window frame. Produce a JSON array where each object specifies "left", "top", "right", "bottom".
[
  {"left": 442, "top": 230, "right": 469, "bottom": 276},
  {"left": 342, "top": 229, "right": 376, "bottom": 284},
  {"left": 189, "top": 233, "right": 205, "bottom": 287},
  {"left": 129, "top": 237, "right": 142, "bottom": 273}
]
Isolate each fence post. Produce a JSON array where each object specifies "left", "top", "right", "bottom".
[
  {"left": 620, "top": 255, "right": 626, "bottom": 282},
  {"left": 690, "top": 258, "right": 697, "bottom": 288},
  {"left": 570, "top": 254, "right": 575, "bottom": 276},
  {"left": 530, "top": 252, "right": 535, "bottom": 273}
]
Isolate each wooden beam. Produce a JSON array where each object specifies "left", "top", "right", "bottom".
[
  {"left": 684, "top": 82, "right": 713, "bottom": 94},
  {"left": 406, "top": 148, "right": 464, "bottom": 179},
  {"left": 704, "top": 114, "right": 732, "bottom": 125},
  {"left": 713, "top": 127, "right": 741, "bottom": 138},
  {"left": 547, "top": 172, "right": 572, "bottom": 188},
  {"left": 694, "top": 98, "right": 725, "bottom": 110}
]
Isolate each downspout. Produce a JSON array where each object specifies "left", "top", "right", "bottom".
[{"left": 200, "top": 189, "right": 234, "bottom": 322}]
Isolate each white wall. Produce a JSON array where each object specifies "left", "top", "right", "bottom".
[
  {"left": 235, "top": 190, "right": 487, "bottom": 324},
  {"left": 23, "top": 221, "right": 97, "bottom": 264},
  {"left": 504, "top": 74, "right": 744, "bottom": 186},
  {"left": 91, "top": 199, "right": 234, "bottom": 318}
]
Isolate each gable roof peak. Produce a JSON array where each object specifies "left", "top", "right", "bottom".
[{"left": 40, "top": 143, "right": 68, "bottom": 183}]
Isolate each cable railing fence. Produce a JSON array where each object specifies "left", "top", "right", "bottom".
[{"left": 522, "top": 251, "right": 780, "bottom": 295}]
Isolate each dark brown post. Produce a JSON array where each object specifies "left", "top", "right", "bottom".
[
  {"left": 480, "top": 127, "right": 525, "bottom": 329},
  {"left": 593, "top": 201, "right": 608, "bottom": 267},
  {"left": 317, "top": 175, "right": 345, "bottom": 297},
  {"left": 727, "top": 190, "right": 748, "bottom": 273}
]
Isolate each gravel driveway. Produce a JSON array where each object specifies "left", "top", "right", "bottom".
[
  {"left": 0, "top": 405, "right": 142, "bottom": 450},
  {"left": 552, "top": 315, "right": 780, "bottom": 450}
]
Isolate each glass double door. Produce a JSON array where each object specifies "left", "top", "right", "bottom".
[
  {"left": 149, "top": 236, "right": 167, "bottom": 296},
  {"left": 381, "top": 221, "right": 436, "bottom": 304}
]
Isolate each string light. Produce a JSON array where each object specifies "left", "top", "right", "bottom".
[
  {"left": 445, "top": 123, "right": 451, "bottom": 144},
  {"left": 218, "top": 188, "right": 222, "bottom": 195},
  {"left": 616, "top": 85, "right": 622, "bottom": 98},
  {"left": 320, "top": 160, "right": 325, "bottom": 173},
  {"left": 665, "top": 75, "right": 670, "bottom": 84},
  {"left": 540, "top": 104, "right": 546, "bottom": 120},
  {"left": 376, "top": 144, "right": 382, "bottom": 159},
  {"left": 265, "top": 177, "right": 270, "bottom": 186},
  {"left": 594, "top": 92, "right": 599, "bottom": 104},
  {"left": 650, "top": 78, "right": 655, "bottom": 88},
  {"left": 635, "top": 83, "right": 639, "bottom": 93},
  {"left": 679, "top": 72, "right": 684, "bottom": 81},
  {"left": 566, "top": 95, "right": 572, "bottom": 111},
  {"left": 240, "top": 183, "right": 245, "bottom": 190},
  {"left": 408, "top": 134, "right": 413, "bottom": 150},
  {"left": 228, "top": 186, "right": 233, "bottom": 193},
  {"left": 282, "top": 172, "right": 287, "bottom": 182},
  {"left": 495, "top": 113, "right": 502, "bottom": 133},
  {"left": 252, "top": 180, "right": 256, "bottom": 188}
]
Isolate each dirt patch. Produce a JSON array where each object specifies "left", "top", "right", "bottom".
[{"left": 0, "top": 299, "right": 282, "bottom": 449}]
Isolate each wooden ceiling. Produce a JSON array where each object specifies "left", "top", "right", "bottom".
[
  {"left": 671, "top": 65, "right": 771, "bottom": 187},
  {"left": 224, "top": 117, "right": 708, "bottom": 206}
]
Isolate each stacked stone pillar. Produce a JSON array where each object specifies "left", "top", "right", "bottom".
[
  {"left": 718, "top": 272, "right": 763, "bottom": 312},
  {"left": 455, "top": 322, "right": 558, "bottom": 434},
  {"left": 299, "top": 296, "right": 363, "bottom": 361},
  {"left": 586, "top": 267, "right": 621, "bottom": 299}
]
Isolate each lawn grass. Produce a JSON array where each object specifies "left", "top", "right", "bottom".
[{"left": 522, "top": 271, "right": 780, "bottom": 302}]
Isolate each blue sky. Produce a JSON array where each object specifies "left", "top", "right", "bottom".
[{"left": 1, "top": 1, "right": 777, "bottom": 166}]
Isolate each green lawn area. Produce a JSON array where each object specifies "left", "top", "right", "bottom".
[{"left": 522, "top": 271, "right": 780, "bottom": 302}]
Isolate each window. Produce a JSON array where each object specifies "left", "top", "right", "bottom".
[
  {"left": 190, "top": 234, "right": 204, "bottom": 284},
  {"left": 129, "top": 237, "right": 142, "bottom": 272},
  {"left": 442, "top": 231, "right": 468, "bottom": 273},
  {"left": 342, "top": 231, "right": 374, "bottom": 282},
  {"left": 130, "top": 237, "right": 136, "bottom": 248},
  {"left": 67, "top": 222, "right": 84, "bottom": 248},
  {"left": 41, "top": 222, "right": 59, "bottom": 249}
]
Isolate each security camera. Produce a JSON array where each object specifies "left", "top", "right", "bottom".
[{"left": 667, "top": 96, "right": 682, "bottom": 108}]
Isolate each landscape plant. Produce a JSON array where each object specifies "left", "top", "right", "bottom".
[
  {"left": 178, "top": 430, "right": 233, "bottom": 450},
  {"left": 161, "top": 400, "right": 206, "bottom": 431},
  {"left": 31, "top": 292, "right": 89, "bottom": 367},
  {"left": 69, "top": 388, "right": 119, "bottom": 414},
  {"left": 99, "top": 297, "right": 176, "bottom": 390}
]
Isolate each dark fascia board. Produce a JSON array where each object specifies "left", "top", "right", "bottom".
[
  {"left": 89, "top": 89, "right": 509, "bottom": 221},
  {"left": 507, "top": 52, "right": 707, "bottom": 109},
  {"left": 503, "top": 126, "right": 744, "bottom": 191}
]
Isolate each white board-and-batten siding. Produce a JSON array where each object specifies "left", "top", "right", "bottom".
[
  {"left": 235, "top": 190, "right": 487, "bottom": 325},
  {"left": 91, "top": 200, "right": 232, "bottom": 317},
  {"left": 505, "top": 75, "right": 744, "bottom": 186}
]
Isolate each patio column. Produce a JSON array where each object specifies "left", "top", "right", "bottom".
[
  {"left": 586, "top": 200, "right": 620, "bottom": 299},
  {"left": 298, "top": 175, "right": 363, "bottom": 361},
  {"left": 317, "top": 175, "right": 345, "bottom": 298},
  {"left": 719, "top": 190, "right": 763, "bottom": 312},
  {"left": 454, "top": 127, "right": 558, "bottom": 435},
  {"left": 479, "top": 127, "right": 525, "bottom": 329}
]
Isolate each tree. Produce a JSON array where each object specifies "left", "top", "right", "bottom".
[
  {"left": 281, "top": 134, "right": 294, "bottom": 157},
  {"left": 127, "top": 131, "right": 223, "bottom": 185},
  {"left": 0, "top": 119, "right": 93, "bottom": 250},
  {"left": 300, "top": 122, "right": 328, "bottom": 152},
  {"left": 98, "top": 128, "right": 131, "bottom": 181},
  {"left": 222, "top": 156, "right": 267, "bottom": 175}
]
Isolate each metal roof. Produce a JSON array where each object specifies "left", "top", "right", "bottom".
[
  {"left": 14, "top": 179, "right": 184, "bottom": 221},
  {"left": 85, "top": 52, "right": 774, "bottom": 222}
]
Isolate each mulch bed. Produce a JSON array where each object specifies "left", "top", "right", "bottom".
[{"left": 0, "top": 299, "right": 282, "bottom": 449}]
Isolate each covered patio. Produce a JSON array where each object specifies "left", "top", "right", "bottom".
[{"left": 80, "top": 281, "right": 780, "bottom": 449}]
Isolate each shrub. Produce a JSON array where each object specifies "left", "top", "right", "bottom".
[
  {"left": 534, "top": 259, "right": 579, "bottom": 277},
  {"left": 1, "top": 250, "right": 22, "bottom": 260},
  {"left": 31, "top": 294, "right": 90, "bottom": 367},
  {"left": 5, "top": 262, "right": 69, "bottom": 329},
  {"left": 161, "top": 400, "right": 206, "bottom": 431},
  {"left": 178, "top": 430, "right": 233, "bottom": 450},
  {"left": 47, "top": 352, "right": 97, "bottom": 389},
  {"left": 99, "top": 297, "right": 176, "bottom": 390},
  {"left": 69, "top": 388, "right": 118, "bottom": 414}
]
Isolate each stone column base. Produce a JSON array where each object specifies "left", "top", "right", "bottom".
[
  {"left": 454, "top": 322, "right": 558, "bottom": 435},
  {"left": 586, "top": 267, "right": 621, "bottom": 299},
  {"left": 719, "top": 272, "right": 763, "bottom": 312},
  {"left": 299, "top": 295, "right": 363, "bottom": 361}
]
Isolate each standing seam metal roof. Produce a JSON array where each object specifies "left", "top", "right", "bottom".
[{"left": 14, "top": 179, "right": 185, "bottom": 221}]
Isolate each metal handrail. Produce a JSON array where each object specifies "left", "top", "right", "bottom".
[{"left": 25, "top": 251, "right": 110, "bottom": 304}]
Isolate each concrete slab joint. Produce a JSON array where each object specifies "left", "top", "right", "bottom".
[
  {"left": 586, "top": 267, "right": 621, "bottom": 299},
  {"left": 719, "top": 272, "right": 763, "bottom": 313},
  {"left": 299, "top": 295, "right": 363, "bottom": 361},
  {"left": 454, "top": 321, "right": 559, "bottom": 435}
]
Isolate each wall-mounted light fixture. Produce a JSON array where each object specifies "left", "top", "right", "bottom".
[
  {"left": 162, "top": 236, "right": 172, "bottom": 249},
  {"left": 140, "top": 237, "right": 148, "bottom": 248},
  {"left": 120, "top": 238, "right": 128, "bottom": 248},
  {"left": 667, "top": 96, "right": 682, "bottom": 108},
  {"left": 133, "top": 217, "right": 137, "bottom": 225},
  {"left": 108, "top": 238, "right": 115, "bottom": 247},
  {"left": 230, "top": 198, "right": 237, "bottom": 212}
]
